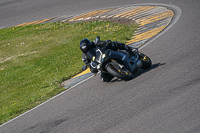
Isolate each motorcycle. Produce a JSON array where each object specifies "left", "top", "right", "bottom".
[{"left": 82, "top": 37, "right": 152, "bottom": 81}]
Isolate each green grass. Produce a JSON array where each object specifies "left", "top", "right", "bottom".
[{"left": 0, "top": 21, "right": 137, "bottom": 124}]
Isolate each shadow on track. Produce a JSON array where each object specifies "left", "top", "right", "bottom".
[{"left": 110, "top": 63, "right": 166, "bottom": 83}]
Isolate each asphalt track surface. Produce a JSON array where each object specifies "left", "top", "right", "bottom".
[{"left": 1, "top": 0, "right": 200, "bottom": 133}]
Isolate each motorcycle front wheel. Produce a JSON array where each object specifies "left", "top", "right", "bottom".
[{"left": 105, "top": 61, "right": 134, "bottom": 80}]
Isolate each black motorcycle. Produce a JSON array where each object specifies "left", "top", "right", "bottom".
[{"left": 82, "top": 37, "right": 152, "bottom": 81}]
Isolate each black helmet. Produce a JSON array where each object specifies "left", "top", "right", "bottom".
[{"left": 79, "top": 39, "right": 93, "bottom": 53}]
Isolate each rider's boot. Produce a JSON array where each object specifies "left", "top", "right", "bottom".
[
  {"left": 127, "top": 47, "right": 138, "bottom": 56},
  {"left": 101, "top": 72, "right": 114, "bottom": 82}
]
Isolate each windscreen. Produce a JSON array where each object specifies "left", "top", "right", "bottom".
[{"left": 95, "top": 49, "right": 102, "bottom": 63}]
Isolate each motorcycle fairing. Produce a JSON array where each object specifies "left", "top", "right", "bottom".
[
  {"left": 86, "top": 48, "right": 134, "bottom": 72},
  {"left": 87, "top": 48, "right": 102, "bottom": 69},
  {"left": 106, "top": 50, "right": 133, "bottom": 71}
]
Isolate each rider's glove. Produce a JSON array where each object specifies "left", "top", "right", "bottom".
[{"left": 90, "top": 66, "right": 98, "bottom": 74}]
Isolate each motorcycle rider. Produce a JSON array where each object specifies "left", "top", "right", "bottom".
[{"left": 79, "top": 36, "right": 138, "bottom": 82}]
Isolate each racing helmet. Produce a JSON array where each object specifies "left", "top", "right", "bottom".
[{"left": 79, "top": 39, "right": 93, "bottom": 53}]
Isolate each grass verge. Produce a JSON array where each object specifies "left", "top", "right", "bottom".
[{"left": 0, "top": 21, "right": 137, "bottom": 124}]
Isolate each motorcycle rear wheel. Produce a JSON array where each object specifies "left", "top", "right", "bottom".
[{"left": 105, "top": 62, "right": 134, "bottom": 80}]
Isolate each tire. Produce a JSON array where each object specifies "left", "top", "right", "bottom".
[
  {"left": 139, "top": 52, "right": 152, "bottom": 69},
  {"left": 105, "top": 62, "right": 133, "bottom": 80}
]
